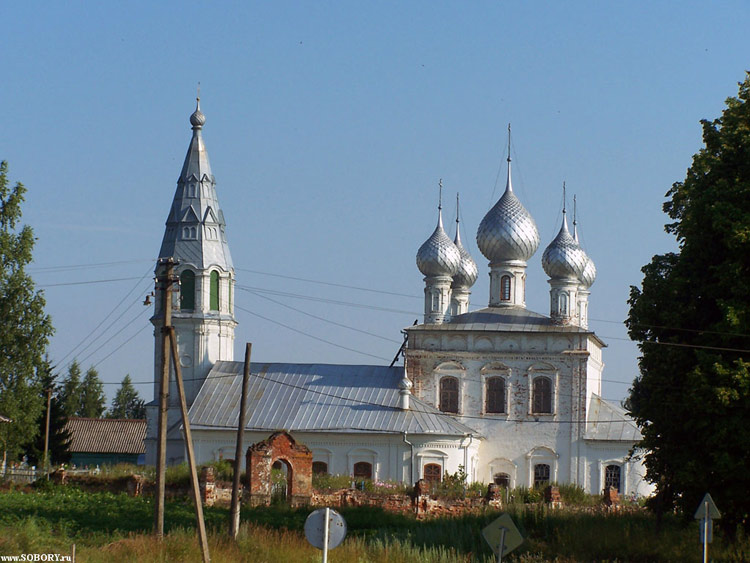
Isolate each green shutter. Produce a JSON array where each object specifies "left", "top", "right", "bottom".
[
  {"left": 210, "top": 271, "right": 219, "bottom": 311},
  {"left": 180, "top": 270, "right": 195, "bottom": 310}
]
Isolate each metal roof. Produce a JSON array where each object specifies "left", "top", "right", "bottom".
[
  {"left": 189, "top": 361, "right": 479, "bottom": 437},
  {"left": 157, "top": 100, "right": 233, "bottom": 271},
  {"left": 584, "top": 395, "right": 642, "bottom": 442},
  {"left": 407, "top": 306, "right": 593, "bottom": 334},
  {"left": 65, "top": 417, "right": 147, "bottom": 454}
]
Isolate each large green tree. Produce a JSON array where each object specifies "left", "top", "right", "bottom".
[
  {"left": 59, "top": 360, "right": 82, "bottom": 418},
  {"left": 24, "top": 361, "right": 71, "bottom": 467},
  {"left": 0, "top": 161, "right": 54, "bottom": 463},
  {"left": 626, "top": 75, "right": 750, "bottom": 530},
  {"left": 79, "top": 367, "right": 106, "bottom": 418},
  {"left": 108, "top": 375, "right": 145, "bottom": 419}
]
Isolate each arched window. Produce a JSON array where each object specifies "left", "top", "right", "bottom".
[
  {"left": 559, "top": 292, "right": 569, "bottom": 316},
  {"left": 353, "top": 461, "right": 372, "bottom": 480},
  {"left": 179, "top": 270, "right": 195, "bottom": 310},
  {"left": 605, "top": 464, "right": 621, "bottom": 493},
  {"left": 486, "top": 377, "right": 506, "bottom": 414},
  {"left": 494, "top": 473, "right": 510, "bottom": 488},
  {"left": 532, "top": 377, "right": 552, "bottom": 414},
  {"left": 439, "top": 377, "right": 459, "bottom": 413},
  {"left": 501, "top": 275, "right": 511, "bottom": 301},
  {"left": 424, "top": 463, "right": 442, "bottom": 483},
  {"left": 312, "top": 461, "right": 328, "bottom": 475},
  {"left": 209, "top": 271, "right": 220, "bottom": 311},
  {"left": 533, "top": 464, "right": 550, "bottom": 488}
]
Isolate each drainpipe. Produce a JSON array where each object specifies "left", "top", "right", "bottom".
[
  {"left": 462, "top": 433, "right": 474, "bottom": 493},
  {"left": 402, "top": 432, "right": 414, "bottom": 485}
]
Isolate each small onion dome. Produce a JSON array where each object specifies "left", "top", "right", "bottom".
[
  {"left": 452, "top": 221, "right": 478, "bottom": 288},
  {"left": 573, "top": 222, "right": 597, "bottom": 288},
  {"left": 398, "top": 376, "right": 413, "bottom": 391},
  {"left": 190, "top": 98, "right": 206, "bottom": 128},
  {"left": 417, "top": 210, "right": 461, "bottom": 277},
  {"left": 476, "top": 161, "right": 540, "bottom": 263},
  {"left": 542, "top": 212, "right": 588, "bottom": 280}
]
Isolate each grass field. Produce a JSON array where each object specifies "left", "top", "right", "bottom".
[{"left": 1, "top": 486, "right": 749, "bottom": 562}]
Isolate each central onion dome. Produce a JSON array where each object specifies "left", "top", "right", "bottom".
[
  {"left": 417, "top": 205, "right": 461, "bottom": 277},
  {"left": 542, "top": 211, "right": 588, "bottom": 280},
  {"left": 452, "top": 203, "right": 478, "bottom": 288},
  {"left": 476, "top": 157, "right": 540, "bottom": 263}
]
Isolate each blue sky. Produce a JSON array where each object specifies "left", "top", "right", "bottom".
[{"left": 2, "top": 2, "right": 749, "bottom": 404}]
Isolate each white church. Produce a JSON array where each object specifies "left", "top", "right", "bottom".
[{"left": 144, "top": 101, "right": 652, "bottom": 498}]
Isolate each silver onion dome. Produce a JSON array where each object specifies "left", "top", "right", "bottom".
[
  {"left": 573, "top": 205, "right": 597, "bottom": 288},
  {"left": 452, "top": 198, "right": 478, "bottom": 288},
  {"left": 417, "top": 208, "right": 461, "bottom": 277},
  {"left": 476, "top": 159, "right": 540, "bottom": 263},
  {"left": 542, "top": 212, "right": 588, "bottom": 280},
  {"left": 190, "top": 98, "right": 206, "bottom": 128}
]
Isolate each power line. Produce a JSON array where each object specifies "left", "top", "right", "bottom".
[
  {"left": 234, "top": 304, "right": 392, "bottom": 362},
  {"left": 29, "top": 258, "right": 153, "bottom": 273},
  {"left": 39, "top": 276, "right": 145, "bottom": 287}
]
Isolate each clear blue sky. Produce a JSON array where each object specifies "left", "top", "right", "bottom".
[{"left": 2, "top": 2, "right": 749, "bottom": 405}]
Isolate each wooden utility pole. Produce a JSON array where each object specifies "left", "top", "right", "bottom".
[
  {"left": 154, "top": 257, "right": 176, "bottom": 538},
  {"left": 43, "top": 388, "right": 52, "bottom": 478},
  {"left": 168, "top": 328, "right": 210, "bottom": 562},
  {"left": 230, "top": 343, "right": 252, "bottom": 539}
]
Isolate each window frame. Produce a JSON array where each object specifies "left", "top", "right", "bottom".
[{"left": 439, "top": 376, "right": 459, "bottom": 414}]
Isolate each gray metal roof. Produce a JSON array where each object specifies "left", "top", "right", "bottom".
[
  {"left": 408, "top": 307, "right": 592, "bottom": 334},
  {"left": 189, "top": 361, "right": 479, "bottom": 437},
  {"left": 584, "top": 395, "right": 642, "bottom": 442},
  {"left": 157, "top": 99, "right": 233, "bottom": 271}
]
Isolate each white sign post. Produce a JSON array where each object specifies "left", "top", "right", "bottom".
[
  {"left": 693, "top": 493, "right": 721, "bottom": 563},
  {"left": 304, "top": 508, "right": 347, "bottom": 563},
  {"left": 482, "top": 513, "right": 523, "bottom": 562}
]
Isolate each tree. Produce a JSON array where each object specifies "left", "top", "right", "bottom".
[
  {"left": 59, "top": 360, "right": 82, "bottom": 418},
  {"left": 79, "top": 367, "right": 106, "bottom": 418},
  {"left": 0, "top": 161, "right": 54, "bottom": 463},
  {"left": 626, "top": 74, "right": 750, "bottom": 531},
  {"left": 108, "top": 375, "right": 145, "bottom": 419},
  {"left": 24, "top": 360, "right": 71, "bottom": 467}
]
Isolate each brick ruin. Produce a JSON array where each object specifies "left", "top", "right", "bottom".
[{"left": 245, "top": 431, "right": 313, "bottom": 507}]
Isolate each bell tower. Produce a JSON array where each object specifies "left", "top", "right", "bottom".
[{"left": 151, "top": 98, "right": 236, "bottom": 411}]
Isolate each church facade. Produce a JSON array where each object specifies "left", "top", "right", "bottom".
[{"left": 144, "top": 103, "right": 652, "bottom": 498}]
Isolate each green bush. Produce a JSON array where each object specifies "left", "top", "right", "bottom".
[{"left": 312, "top": 472, "right": 352, "bottom": 492}]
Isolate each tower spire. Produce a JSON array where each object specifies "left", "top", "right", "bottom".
[{"left": 506, "top": 124, "right": 513, "bottom": 193}]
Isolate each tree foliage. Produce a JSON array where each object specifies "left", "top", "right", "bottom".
[
  {"left": 0, "top": 161, "right": 54, "bottom": 461},
  {"left": 24, "top": 361, "right": 71, "bottom": 467},
  {"left": 626, "top": 74, "right": 750, "bottom": 530},
  {"left": 80, "top": 367, "right": 106, "bottom": 418},
  {"left": 108, "top": 375, "right": 145, "bottom": 419},
  {"left": 59, "top": 361, "right": 82, "bottom": 418}
]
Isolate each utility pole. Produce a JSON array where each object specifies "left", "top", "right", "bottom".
[
  {"left": 154, "top": 257, "right": 177, "bottom": 538},
  {"left": 230, "top": 343, "right": 252, "bottom": 539},
  {"left": 43, "top": 388, "right": 52, "bottom": 478},
  {"left": 168, "top": 328, "right": 210, "bottom": 562}
]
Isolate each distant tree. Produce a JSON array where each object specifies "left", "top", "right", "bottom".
[
  {"left": 626, "top": 74, "right": 750, "bottom": 531},
  {"left": 109, "top": 375, "right": 145, "bottom": 419},
  {"left": 79, "top": 367, "right": 106, "bottom": 418},
  {"left": 24, "top": 360, "right": 71, "bottom": 467},
  {"left": 0, "top": 161, "right": 54, "bottom": 464},
  {"left": 59, "top": 360, "right": 82, "bottom": 418}
]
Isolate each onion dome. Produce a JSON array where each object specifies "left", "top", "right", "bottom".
[
  {"left": 542, "top": 210, "right": 588, "bottom": 280},
  {"left": 476, "top": 153, "right": 540, "bottom": 263},
  {"left": 417, "top": 207, "right": 461, "bottom": 277},
  {"left": 572, "top": 211, "right": 597, "bottom": 288},
  {"left": 190, "top": 98, "right": 206, "bottom": 128},
  {"left": 452, "top": 196, "right": 478, "bottom": 288}
]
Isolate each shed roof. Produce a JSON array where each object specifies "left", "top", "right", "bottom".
[
  {"left": 189, "top": 361, "right": 479, "bottom": 437},
  {"left": 584, "top": 395, "right": 642, "bottom": 442},
  {"left": 65, "top": 417, "right": 147, "bottom": 454}
]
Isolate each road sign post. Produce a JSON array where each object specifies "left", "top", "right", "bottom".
[
  {"left": 482, "top": 513, "right": 523, "bottom": 562},
  {"left": 304, "top": 508, "right": 347, "bottom": 563},
  {"left": 693, "top": 493, "right": 721, "bottom": 563}
]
